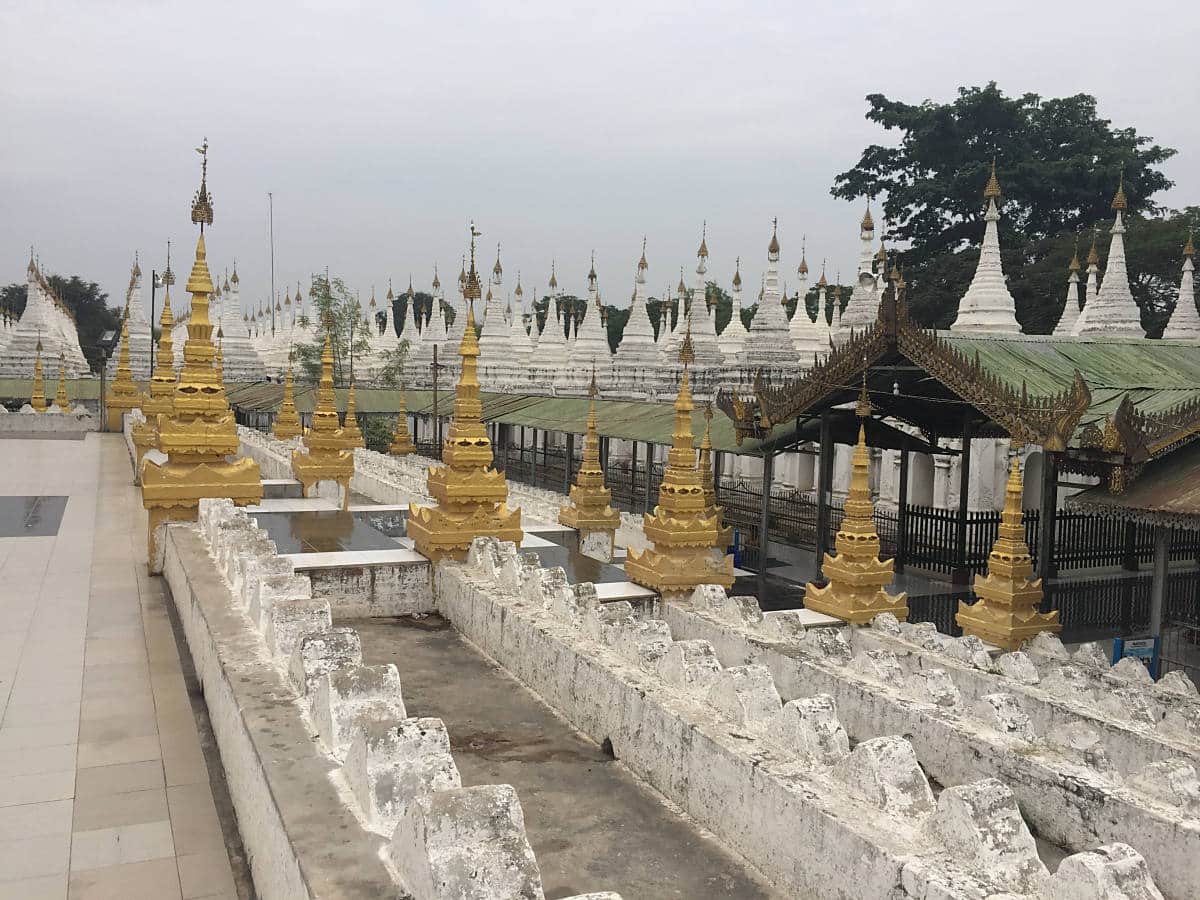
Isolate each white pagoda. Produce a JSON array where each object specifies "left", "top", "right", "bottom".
[
  {"left": 951, "top": 164, "right": 1021, "bottom": 334},
  {"left": 478, "top": 249, "right": 518, "bottom": 390},
  {"left": 211, "top": 266, "right": 266, "bottom": 381},
  {"left": 106, "top": 256, "right": 153, "bottom": 380},
  {"left": 735, "top": 221, "right": 801, "bottom": 374},
  {"left": 1076, "top": 178, "right": 1144, "bottom": 338},
  {"left": 610, "top": 241, "right": 661, "bottom": 398},
  {"left": 1053, "top": 246, "right": 1082, "bottom": 337},
  {"left": 718, "top": 258, "right": 750, "bottom": 362},
  {"left": 0, "top": 254, "right": 89, "bottom": 378},
  {"left": 1162, "top": 235, "right": 1200, "bottom": 340}
]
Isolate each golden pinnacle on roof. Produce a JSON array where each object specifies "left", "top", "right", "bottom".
[
  {"left": 341, "top": 381, "right": 365, "bottom": 449},
  {"left": 548, "top": 258, "right": 558, "bottom": 290},
  {"left": 514, "top": 271, "right": 524, "bottom": 298},
  {"left": 463, "top": 223, "right": 483, "bottom": 301},
  {"left": 272, "top": 360, "right": 302, "bottom": 440},
  {"left": 493, "top": 242, "right": 503, "bottom": 278},
  {"left": 956, "top": 450, "right": 1061, "bottom": 650},
  {"left": 732, "top": 256, "right": 742, "bottom": 288},
  {"left": 1112, "top": 167, "right": 1128, "bottom": 211},
  {"left": 588, "top": 251, "right": 597, "bottom": 284},
  {"left": 697, "top": 221, "right": 709, "bottom": 259},
  {"left": 768, "top": 217, "right": 780, "bottom": 256},
  {"left": 875, "top": 241, "right": 887, "bottom": 263},
  {"left": 983, "top": 157, "right": 1002, "bottom": 201},
  {"left": 230, "top": 261, "right": 239, "bottom": 285},
  {"left": 432, "top": 263, "right": 441, "bottom": 291},
  {"left": 30, "top": 337, "right": 47, "bottom": 412},
  {"left": 105, "top": 307, "right": 140, "bottom": 430},
  {"left": 1069, "top": 235, "right": 1081, "bottom": 272},
  {"left": 677, "top": 268, "right": 687, "bottom": 296},
  {"left": 861, "top": 204, "right": 874, "bottom": 232},
  {"left": 291, "top": 326, "right": 354, "bottom": 506},
  {"left": 638, "top": 236, "right": 648, "bottom": 271},
  {"left": 818, "top": 259, "right": 828, "bottom": 288},
  {"left": 559, "top": 365, "right": 620, "bottom": 554},
  {"left": 798, "top": 235, "right": 809, "bottom": 275},
  {"left": 388, "top": 382, "right": 416, "bottom": 455},
  {"left": 1185, "top": 229, "right": 1196, "bottom": 258},
  {"left": 54, "top": 353, "right": 69, "bottom": 410},
  {"left": 386, "top": 279, "right": 395, "bottom": 302}
]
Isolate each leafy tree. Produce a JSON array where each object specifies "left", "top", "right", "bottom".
[
  {"left": 603, "top": 304, "right": 629, "bottom": 352},
  {"left": 0, "top": 276, "right": 120, "bottom": 372},
  {"left": 832, "top": 83, "right": 1177, "bottom": 330},
  {"left": 293, "top": 274, "right": 403, "bottom": 386}
]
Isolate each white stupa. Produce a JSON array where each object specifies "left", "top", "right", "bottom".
[
  {"left": 611, "top": 241, "right": 661, "bottom": 396},
  {"left": 561, "top": 255, "right": 613, "bottom": 393},
  {"left": 407, "top": 269, "right": 449, "bottom": 387},
  {"left": 0, "top": 254, "right": 89, "bottom": 378},
  {"left": 719, "top": 257, "right": 750, "bottom": 362},
  {"left": 1162, "top": 234, "right": 1200, "bottom": 340},
  {"left": 1053, "top": 247, "right": 1083, "bottom": 337},
  {"left": 1076, "top": 178, "right": 1144, "bottom": 338},
  {"left": 506, "top": 273, "right": 534, "bottom": 375},
  {"left": 842, "top": 207, "right": 884, "bottom": 335},
  {"left": 478, "top": 248, "right": 518, "bottom": 390},
  {"left": 533, "top": 264, "right": 569, "bottom": 386},
  {"left": 681, "top": 228, "right": 724, "bottom": 374},
  {"left": 951, "top": 164, "right": 1021, "bottom": 334},
  {"left": 211, "top": 266, "right": 265, "bottom": 381},
  {"left": 106, "top": 256, "right": 153, "bottom": 380},
  {"left": 1070, "top": 234, "right": 1102, "bottom": 336},
  {"left": 735, "top": 221, "right": 801, "bottom": 373}
]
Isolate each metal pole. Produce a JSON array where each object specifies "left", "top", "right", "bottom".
[
  {"left": 432, "top": 344, "right": 441, "bottom": 458},
  {"left": 758, "top": 450, "right": 775, "bottom": 586},
  {"left": 896, "top": 449, "right": 910, "bottom": 573},
  {"left": 564, "top": 432, "right": 575, "bottom": 495},
  {"left": 1037, "top": 450, "right": 1059, "bottom": 581},
  {"left": 643, "top": 441, "right": 654, "bottom": 514},
  {"left": 268, "top": 192, "right": 276, "bottom": 335},
  {"left": 1149, "top": 525, "right": 1169, "bottom": 638},
  {"left": 954, "top": 417, "right": 973, "bottom": 585},
  {"left": 150, "top": 269, "right": 157, "bottom": 372}
]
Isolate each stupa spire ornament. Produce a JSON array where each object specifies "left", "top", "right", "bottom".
[
  {"left": 407, "top": 223, "right": 523, "bottom": 562},
  {"left": 956, "top": 447, "right": 1061, "bottom": 649},
  {"left": 1076, "top": 173, "right": 1144, "bottom": 337},
  {"left": 30, "top": 337, "right": 47, "bottom": 412},
  {"left": 559, "top": 369, "right": 621, "bottom": 560},
  {"left": 131, "top": 258, "right": 178, "bottom": 477},
  {"left": 625, "top": 321, "right": 734, "bottom": 595},
  {"left": 292, "top": 320, "right": 354, "bottom": 504},
  {"left": 341, "top": 380, "right": 365, "bottom": 448},
  {"left": 273, "top": 358, "right": 302, "bottom": 441},
  {"left": 105, "top": 301, "right": 142, "bottom": 430},
  {"left": 388, "top": 382, "right": 416, "bottom": 455},
  {"left": 53, "top": 353, "right": 70, "bottom": 411},
  {"left": 1162, "top": 230, "right": 1200, "bottom": 340},
  {"left": 951, "top": 161, "right": 1020, "bottom": 334},
  {"left": 1054, "top": 236, "right": 1083, "bottom": 336},
  {"left": 803, "top": 378, "right": 908, "bottom": 624},
  {"left": 142, "top": 141, "right": 262, "bottom": 569}
]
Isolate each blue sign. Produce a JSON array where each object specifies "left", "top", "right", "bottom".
[
  {"left": 1112, "top": 635, "right": 1161, "bottom": 679},
  {"left": 732, "top": 529, "right": 743, "bottom": 569}
]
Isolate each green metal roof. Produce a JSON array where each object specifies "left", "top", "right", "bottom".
[
  {"left": 934, "top": 332, "right": 1200, "bottom": 434},
  {"left": 0, "top": 377, "right": 107, "bottom": 401},
  {"left": 224, "top": 382, "right": 765, "bottom": 454}
]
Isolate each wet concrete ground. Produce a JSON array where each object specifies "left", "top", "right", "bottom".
[{"left": 349, "top": 615, "right": 783, "bottom": 900}]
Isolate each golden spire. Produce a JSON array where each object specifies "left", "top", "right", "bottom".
[
  {"left": 803, "top": 378, "right": 908, "bottom": 624},
  {"left": 1112, "top": 167, "right": 1128, "bottom": 211},
  {"left": 30, "top": 337, "right": 47, "bottom": 413},
  {"left": 291, "top": 322, "right": 355, "bottom": 504},
  {"left": 625, "top": 318, "right": 734, "bottom": 594},
  {"left": 861, "top": 204, "right": 874, "bottom": 232},
  {"left": 1087, "top": 228, "right": 1100, "bottom": 266},
  {"left": 493, "top": 242, "right": 503, "bottom": 278},
  {"left": 388, "top": 382, "right": 416, "bottom": 455},
  {"left": 768, "top": 217, "right": 780, "bottom": 257},
  {"left": 53, "top": 353, "right": 69, "bottom": 410},
  {"left": 732, "top": 256, "right": 742, "bottom": 288},
  {"left": 104, "top": 305, "right": 140, "bottom": 430},
  {"left": 798, "top": 235, "right": 809, "bottom": 275},
  {"left": 1069, "top": 234, "right": 1081, "bottom": 272},
  {"left": 588, "top": 251, "right": 597, "bottom": 285},
  {"left": 342, "top": 380, "right": 365, "bottom": 448},
  {"left": 957, "top": 448, "right": 1061, "bottom": 649},
  {"left": 432, "top": 263, "right": 441, "bottom": 291},
  {"left": 983, "top": 157, "right": 1002, "bottom": 202},
  {"left": 548, "top": 258, "right": 558, "bottom": 291},
  {"left": 142, "top": 141, "right": 262, "bottom": 566},
  {"left": 638, "top": 236, "right": 648, "bottom": 272},
  {"left": 1186, "top": 230, "right": 1196, "bottom": 259},
  {"left": 697, "top": 221, "right": 709, "bottom": 259},
  {"left": 559, "top": 368, "right": 620, "bottom": 551},
  {"left": 273, "top": 358, "right": 302, "bottom": 440},
  {"left": 407, "top": 222, "right": 523, "bottom": 561},
  {"left": 818, "top": 259, "right": 828, "bottom": 287}
]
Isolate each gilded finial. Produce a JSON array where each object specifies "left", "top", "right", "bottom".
[
  {"left": 1087, "top": 227, "right": 1100, "bottom": 265},
  {"left": 1069, "top": 234, "right": 1081, "bottom": 272},
  {"left": 818, "top": 259, "right": 828, "bottom": 288},
  {"left": 698, "top": 221, "right": 708, "bottom": 259},
  {"left": 856, "top": 373, "right": 871, "bottom": 418},
  {"left": 463, "top": 223, "right": 482, "bottom": 302},
  {"left": 548, "top": 259, "right": 558, "bottom": 290},
  {"left": 638, "top": 236, "right": 648, "bottom": 271},
  {"left": 493, "top": 242, "right": 502, "bottom": 277},
  {"left": 678, "top": 318, "right": 695, "bottom": 368},
  {"left": 983, "top": 157, "right": 1002, "bottom": 201},
  {"left": 432, "top": 263, "right": 441, "bottom": 291},
  {"left": 1185, "top": 229, "right": 1195, "bottom": 258},
  {"left": 768, "top": 217, "right": 780, "bottom": 256},
  {"left": 588, "top": 251, "right": 597, "bottom": 283},
  {"left": 162, "top": 239, "right": 175, "bottom": 286},
  {"left": 191, "top": 138, "right": 214, "bottom": 230},
  {"left": 732, "top": 256, "right": 742, "bottom": 288},
  {"left": 1112, "top": 165, "right": 1128, "bottom": 211},
  {"left": 861, "top": 203, "right": 874, "bottom": 232}
]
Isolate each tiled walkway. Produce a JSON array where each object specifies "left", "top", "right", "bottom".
[{"left": 0, "top": 435, "right": 240, "bottom": 900}]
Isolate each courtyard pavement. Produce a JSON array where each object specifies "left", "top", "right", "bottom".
[{"left": 0, "top": 434, "right": 240, "bottom": 900}]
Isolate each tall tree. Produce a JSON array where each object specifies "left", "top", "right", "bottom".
[
  {"left": 832, "top": 84, "right": 1177, "bottom": 330},
  {"left": 293, "top": 274, "right": 405, "bottom": 385}
]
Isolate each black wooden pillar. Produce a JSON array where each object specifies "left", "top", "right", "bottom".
[
  {"left": 564, "top": 433, "right": 575, "bottom": 494},
  {"left": 630, "top": 441, "right": 638, "bottom": 509},
  {"left": 532, "top": 428, "right": 540, "bottom": 485},
  {"left": 713, "top": 450, "right": 724, "bottom": 505},
  {"left": 953, "top": 417, "right": 973, "bottom": 585},
  {"left": 758, "top": 450, "right": 775, "bottom": 586},
  {"left": 896, "top": 449, "right": 910, "bottom": 573},
  {"left": 499, "top": 423, "right": 509, "bottom": 471},
  {"left": 814, "top": 412, "right": 834, "bottom": 578},
  {"left": 599, "top": 436, "right": 609, "bottom": 473},
  {"left": 1036, "top": 450, "right": 1058, "bottom": 581},
  {"left": 643, "top": 441, "right": 654, "bottom": 513}
]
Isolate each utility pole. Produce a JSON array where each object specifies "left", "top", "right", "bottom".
[
  {"left": 268, "top": 192, "right": 276, "bottom": 336},
  {"left": 150, "top": 268, "right": 158, "bottom": 373}
]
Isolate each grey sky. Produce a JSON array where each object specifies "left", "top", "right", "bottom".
[{"left": 3, "top": 0, "right": 1197, "bottom": 318}]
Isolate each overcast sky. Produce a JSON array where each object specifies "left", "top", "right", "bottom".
[{"left": 3, "top": 0, "right": 1197, "bottom": 318}]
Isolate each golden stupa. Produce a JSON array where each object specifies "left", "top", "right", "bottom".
[
  {"left": 340, "top": 380, "right": 365, "bottom": 449},
  {"left": 625, "top": 325, "right": 734, "bottom": 594},
  {"left": 388, "top": 383, "right": 416, "bottom": 455},
  {"left": 407, "top": 224, "right": 522, "bottom": 562},
  {"left": 105, "top": 303, "right": 142, "bottom": 431},
  {"left": 698, "top": 404, "right": 732, "bottom": 549},
  {"left": 956, "top": 450, "right": 1061, "bottom": 650},
  {"left": 558, "top": 372, "right": 620, "bottom": 554},
  {"left": 804, "top": 384, "right": 907, "bottom": 624},
  {"left": 273, "top": 360, "right": 302, "bottom": 440},
  {"left": 133, "top": 258, "right": 178, "bottom": 477},
  {"left": 141, "top": 140, "right": 262, "bottom": 568},
  {"left": 291, "top": 325, "right": 355, "bottom": 507},
  {"left": 29, "top": 338, "right": 47, "bottom": 412},
  {"left": 53, "top": 353, "right": 70, "bottom": 411}
]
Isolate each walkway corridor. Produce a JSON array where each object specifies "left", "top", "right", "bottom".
[{"left": 0, "top": 434, "right": 242, "bottom": 900}]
